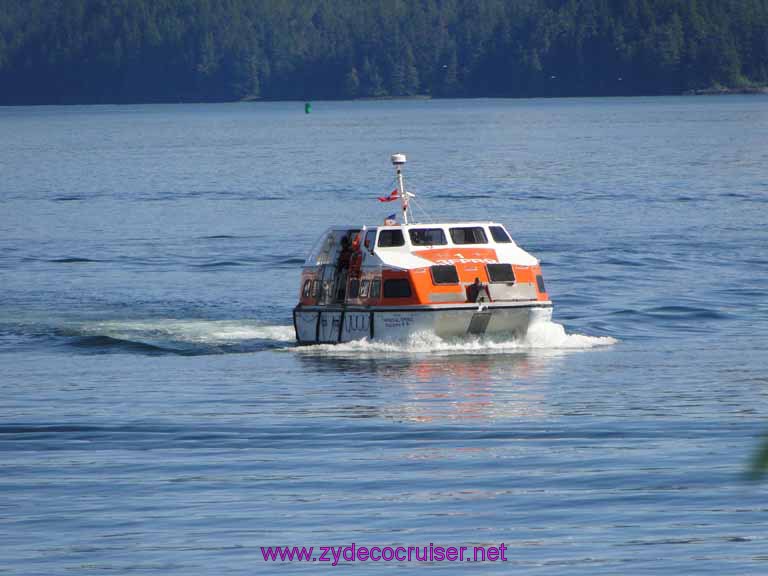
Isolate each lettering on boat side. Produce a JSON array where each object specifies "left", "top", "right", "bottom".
[
  {"left": 317, "top": 311, "right": 343, "bottom": 342},
  {"left": 320, "top": 315, "right": 341, "bottom": 331},
  {"left": 344, "top": 313, "right": 370, "bottom": 333},
  {"left": 382, "top": 313, "right": 415, "bottom": 329},
  {"left": 434, "top": 258, "right": 497, "bottom": 266},
  {"left": 416, "top": 248, "right": 498, "bottom": 266}
]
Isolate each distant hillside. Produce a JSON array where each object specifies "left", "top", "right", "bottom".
[{"left": 1, "top": 0, "right": 767, "bottom": 104}]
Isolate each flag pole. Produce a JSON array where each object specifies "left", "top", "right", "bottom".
[{"left": 391, "top": 153, "right": 408, "bottom": 225}]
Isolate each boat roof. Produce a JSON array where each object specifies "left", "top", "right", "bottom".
[
  {"left": 382, "top": 221, "right": 506, "bottom": 228},
  {"left": 323, "top": 221, "right": 512, "bottom": 230},
  {"left": 305, "top": 221, "right": 539, "bottom": 268}
]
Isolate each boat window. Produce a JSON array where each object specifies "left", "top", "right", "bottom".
[
  {"left": 370, "top": 279, "right": 381, "bottom": 300},
  {"left": 487, "top": 264, "right": 516, "bottom": 283},
  {"left": 360, "top": 279, "right": 370, "bottom": 298},
  {"left": 345, "top": 230, "right": 362, "bottom": 253},
  {"left": 348, "top": 279, "right": 360, "bottom": 299},
  {"left": 489, "top": 226, "right": 512, "bottom": 243},
  {"left": 364, "top": 230, "right": 377, "bottom": 251},
  {"left": 378, "top": 229, "right": 405, "bottom": 248},
  {"left": 449, "top": 227, "right": 488, "bottom": 245},
  {"left": 311, "top": 279, "right": 319, "bottom": 297},
  {"left": 302, "top": 279, "right": 312, "bottom": 297},
  {"left": 383, "top": 278, "right": 412, "bottom": 298},
  {"left": 409, "top": 228, "right": 447, "bottom": 246},
  {"left": 430, "top": 265, "right": 459, "bottom": 284},
  {"left": 536, "top": 275, "right": 546, "bottom": 294},
  {"left": 321, "top": 281, "right": 331, "bottom": 301}
]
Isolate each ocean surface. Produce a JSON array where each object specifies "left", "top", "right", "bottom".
[{"left": 1, "top": 96, "right": 767, "bottom": 574}]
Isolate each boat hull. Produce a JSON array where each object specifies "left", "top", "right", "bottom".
[{"left": 293, "top": 303, "right": 552, "bottom": 344}]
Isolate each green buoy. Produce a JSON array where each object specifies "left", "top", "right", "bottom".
[{"left": 305, "top": 102, "right": 312, "bottom": 114}]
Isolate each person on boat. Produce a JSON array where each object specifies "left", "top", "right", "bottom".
[
  {"left": 338, "top": 236, "right": 352, "bottom": 270},
  {"left": 336, "top": 236, "right": 352, "bottom": 301},
  {"left": 468, "top": 277, "right": 489, "bottom": 303}
]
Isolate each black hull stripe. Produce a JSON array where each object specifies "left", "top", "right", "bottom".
[{"left": 295, "top": 303, "right": 552, "bottom": 314}]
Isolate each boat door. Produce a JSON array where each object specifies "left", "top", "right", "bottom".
[
  {"left": 312, "top": 230, "right": 341, "bottom": 305},
  {"left": 316, "top": 264, "right": 336, "bottom": 305}
]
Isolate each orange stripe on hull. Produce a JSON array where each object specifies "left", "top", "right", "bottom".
[{"left": 299, "top": 263, "right": 549, "bottom": 306}]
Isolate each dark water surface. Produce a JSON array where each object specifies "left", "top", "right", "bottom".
[{"left": 2, "top": 97, "right": 767, "bottom": 574}]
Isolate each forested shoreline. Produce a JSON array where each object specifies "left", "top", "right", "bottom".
[{"left": 1, "top": 0, "right": 767, "bottom": 105}]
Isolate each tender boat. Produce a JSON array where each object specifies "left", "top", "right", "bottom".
[{"left": 293, "top": 154, "right": 552, "bottom": 344}]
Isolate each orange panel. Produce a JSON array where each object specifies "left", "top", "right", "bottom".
[
  {"left": 512, "top": 266, "right": 535, "bottom": 283},
  {"left": 408, "top": 267, "right": 465, "bottom": 304},
  {"left": 380, "top": 270, "right": 420, "bottom": 305},
  {"left": 533, "top": 265, "right": 549, "bottom": 301}
]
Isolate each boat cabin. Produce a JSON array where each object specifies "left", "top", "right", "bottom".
[{"left": 298, "top": 221, "right": 549, "bottom": 309}]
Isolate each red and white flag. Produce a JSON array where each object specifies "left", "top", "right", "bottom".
[{"left": 378, "top": 189, "right": 399, "bottom": 202}]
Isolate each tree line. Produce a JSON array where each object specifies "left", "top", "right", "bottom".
[{"left": 0, "top": 0, "right": 766, "bottom": 104}]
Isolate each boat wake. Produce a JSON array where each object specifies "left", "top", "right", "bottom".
[
  {"left": 5, "top": 317, "right": 615, "bottom": 357},
  {"left": 294, "top": 320, "right": 617, "bottom": 356},
  {"left": 61, "top": 319, "right": 296, "bottom": 355}
]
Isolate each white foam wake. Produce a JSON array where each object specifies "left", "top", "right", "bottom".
[
  {"left": 74, "top": 319, "right": 615, "bottom": 355},
  {"left": 78, "top": 319, "right": 296, "bottom": 344},
  {"left": 524, "top": 320, "right": 618, "bottom": 349},
  {"left": 294, "top": 320, "right": 617, "bottom": 356}
]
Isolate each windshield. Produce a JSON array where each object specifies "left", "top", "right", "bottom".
[{"left": 409, "top": 228, "right": 447, "bottom": 246}]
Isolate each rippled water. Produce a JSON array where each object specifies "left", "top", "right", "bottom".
[{"left": 2, "top": 97, "right": 768, "bottom": 574}]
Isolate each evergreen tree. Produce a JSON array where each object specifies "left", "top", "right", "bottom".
[
  {"left": 0, "top": 0, "right": 766, "bottom": 104},
  {"left": 344, "top": 66, "right": 360, "bottom": 98},
  {"left": 361, "top": 57, "right": 386, "bottom": 97},
  {"left": 403, "top": 44, "right": 420, "bottom": 95}
]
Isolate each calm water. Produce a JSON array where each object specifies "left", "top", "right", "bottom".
[{"left": 1, "top": 97, "right": 767, "bottom": 574}]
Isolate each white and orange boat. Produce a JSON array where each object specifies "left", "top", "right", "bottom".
[{"left": 293, "top": 154, "right": 552, "bottom": 344}]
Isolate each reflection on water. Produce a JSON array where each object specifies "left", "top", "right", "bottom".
[{"left": 294, "top": 348, "right": 572, "bottom": 423}]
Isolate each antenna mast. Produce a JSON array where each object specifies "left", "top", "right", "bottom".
[{"left": 391, "top": 153, "right": 410, "bottom": 225}]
